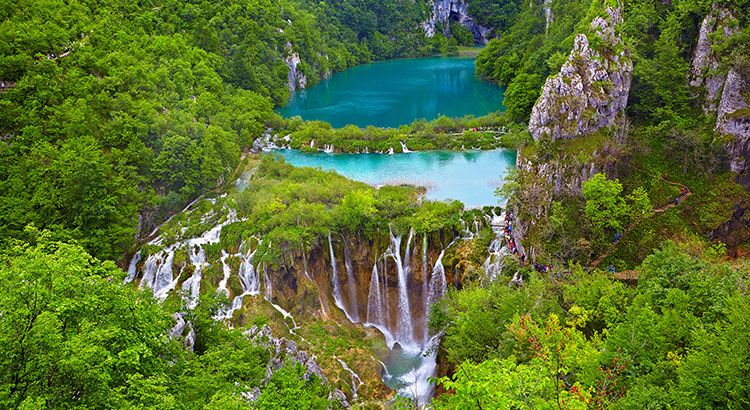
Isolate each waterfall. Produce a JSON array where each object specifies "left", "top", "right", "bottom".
[
  {"left": 138, "top": 253, "right": 160, "bottom": 290},
  {"left": 336, "top": 357, "right": 364, "bottom": 399},
  {"left": 341, "top": 234, "right": 360, "bottom": 322},
  {"left": 366, "top": 263, "right": 384, "bottom": 326},
  {"left": 217, "top": 251, "right": 232, "bottom": 298},
  {"left": 483, "top": 211, "right": 509, "bottom": 283},
  {"left": 388, "top": 146, "right": 394, "bottom": 155},
  {"left": 483, "top": 238, "right": 508, "bottom": 283},
  {"left": 426, "top": 248, "right": 447, "bottom": 310},
  {"left": 364, "top": 260, "right": 397, "bottom": 347},
  {"left": 182, "top": 245, "right": 206, "bottom": 308},
  {"left": 388, "top": 228, "right": 415, "bottom": 347},
  {"left": 238, "top": 249, "right": 260, "bottom": 295},
  {"left": 139, "top": 248, "right": 177, "bottom": 300},
  {"left": 328, "top": 233, "right": 357, "bottom": 323},
  {"left": 124, "top": 250, "right": 141, "bottom": 284},
  {"left": 322, "top": 144, "right": 334, "bottom": 153},
  {"left": 400, "top": 141, "right": 412, "bottom": 153}
]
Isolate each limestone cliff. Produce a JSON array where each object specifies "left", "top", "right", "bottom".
[
  {"left": 688, "top": 6, "right": 739, "bottom": 114},
  {"left": 528, "top": 6, "right": 632, "bottom": 141},
  {"left": 284, "top": 42, "right": 307, "bottom": 93},
  {"left": 715, "top": 66, "right": 750, "bottom": 187},
  {"left": 512, "top": 143, "right": 620, "bottom": 260},
  {"left": 422, "top": 0, "right": 491, "bottom": 44}
]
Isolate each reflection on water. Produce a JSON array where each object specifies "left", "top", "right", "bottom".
[{"left": 273, "top": 149, "right": 517, "bottom": 207}]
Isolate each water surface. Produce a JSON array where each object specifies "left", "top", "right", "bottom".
[
  {"left": 277, "top": 56, "right": 505, "bottom": 128},
  {"left": 274, "top": 149, "right": 516, "bottom": 207}
]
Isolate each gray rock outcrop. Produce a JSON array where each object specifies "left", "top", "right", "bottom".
[
  {"left": 242, "top": 325, "right": 350, "bottom": 408},
  {"left": 422, "top": 0, "right": 491, "bottom": 44},
  {"left": 169, "top": 312, "right": 195, "bottom": 352},
  {"left": 528, "top": 6, "right": 632, "bottom": 141},
  {"left": 284, "top": 42, "right": 307, "bottom": 93},
  {"left": 688, "top": 6, "right": 739, "bottom": 113},
  {"left": 715, "top": 66, "right": 750, "bottom": 187}
]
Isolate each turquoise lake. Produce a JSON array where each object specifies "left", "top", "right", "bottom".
[
  {"left": 274, "top": 149, "right": 517, "bottom": 207},
  {"left": 277, "top": 56, "right": 506, "bottom": 128}
]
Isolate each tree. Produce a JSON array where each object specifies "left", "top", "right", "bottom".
[
  {"left": 583, "top": 173, "right": 627, "bottom": 234},
  {"left": 504, "top": 73, "right": 542, "bottom": 122},
  {"left": 625, "top": 186, "right": 651, "bottom": 224},
  {"left": 0, "top": 227, "right": 173, "bottom": 409}
]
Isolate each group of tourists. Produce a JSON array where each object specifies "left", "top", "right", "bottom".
[
  {"left": 497, "top": 175, "right": 692, "bottom": 280},
  {"left": 502, "top": 201, "right": 556, "bottom": 275}
]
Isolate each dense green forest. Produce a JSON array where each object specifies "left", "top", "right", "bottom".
[
  {"left": 2, "top": 0, "right": 750, "bottom": 408},
  {"left": 0, "top": 226, "right": 342, "bottom": 409},
  {"left": 429, "top": 241, "right": 750, "bottom": 409},
  {"left": 0, "top": 0, "right": 474, "bottom": 261}
]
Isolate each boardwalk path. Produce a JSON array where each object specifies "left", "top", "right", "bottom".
[
  {"left": 500, "top": 171, "right": 692, "bottom": 279},
  {"left": 590, "top": 174, "right": 691, "bottom": 267}
]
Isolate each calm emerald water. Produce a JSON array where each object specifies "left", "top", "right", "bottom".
[
  {"left": 277, "top": 56, "right": 505, "bottom": 128},
  {"left": 274, "top": 149, "right": 516, "bottom": 207}
]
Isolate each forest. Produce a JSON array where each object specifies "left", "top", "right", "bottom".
[{"left": 2, "top": 0, "right": 750, "bottom": 409}]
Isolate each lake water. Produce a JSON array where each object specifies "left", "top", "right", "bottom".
[
  {"left": 274, "top": 149, "right": 517, "bottom": 207},
  {"left": 277, "top": 56, "right": 505, "bottom": 128}
]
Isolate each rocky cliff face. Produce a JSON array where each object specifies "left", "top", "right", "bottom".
[
  {"left": 284, "top": 42, "right": 307, "bottom": 93},
  {"left": 528, "top": 6, "right": 632, "bottom": 141},
  {"left": 422, "top": 0, "right": 491, "bottom": 44},
  {"left": 688, "top": 6, "right": 739, "bottom": 114},
  {"left": 687, "top": 5, "right": 750, "bottom": 188},
  {"left": 716, "top": 66, "right": 750, "bottom": 187}
]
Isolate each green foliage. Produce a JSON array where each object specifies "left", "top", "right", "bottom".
[
  {"left": 0, "top": 227, "right": 172, "bottom": 408},
  {"left": 0, "top": 227, "right": 341, "bottom": 409},
  {"left": 583, "top": 173, "right": 627, "bottom": 233},
  {"left": 504, "top": 73, "right": 542, "bottom": 122},
  {"left": 434, "top": 240, "right": 750, "bottom": 409},
  {"left": 277, "top": 111, "right": 515, "bottom": 153}
]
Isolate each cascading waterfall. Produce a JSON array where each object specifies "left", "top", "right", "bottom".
[
  {"left": 400, "top": 141, "right": 412, "bottom": 153},
  {"left": 182, "top": 245, "right": 206, "bottom": 308},
  {"left": 124, "top": 250, "right": 141, "bottom": 284},
  {"left": 483, "top": 211, "right": 509, "bottom": 283},
  {"left": 139, "top": 249, "right": 176, "bottom": 300},
  {"left": 341, "top": 234, "right": 360, "bottom": 322},
  {"left": 238, "top": 249, "right": 260, "bottom": 295},
  {"left": 366, "top": 263, "right": 385, "bottom": 326},
  {"left": 426, "top": 248, "right": 448, "bottom": 310},
  {"left": 387, "top": 228, "right": 415, "bottom": 347},
  {"left": 329, "top": 233, "right": 357, "bottom": 323}
]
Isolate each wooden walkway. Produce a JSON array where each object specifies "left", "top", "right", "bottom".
[{"left": 590, "top": 175, "right": 691, "bottom": 267}]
